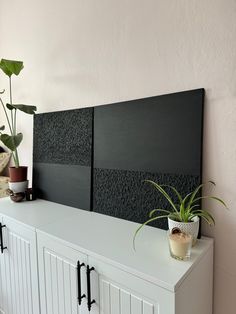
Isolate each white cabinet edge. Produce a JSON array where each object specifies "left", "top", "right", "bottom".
[{"left": 36, "top": 229, "right": 213, "bottom": 292}]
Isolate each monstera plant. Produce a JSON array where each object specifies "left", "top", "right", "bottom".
[{"left": 0, "top": 59, "right": 37, "bottom": 181}]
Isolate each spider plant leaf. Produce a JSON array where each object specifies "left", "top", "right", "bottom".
[
  {"left": 179, "top": 202, "right": 185, "bottom": 221},
  {"left": 149, "top": 208, "right": 172, "bottom": 218},
  {"left": 0, "top": 89, "right": 5, "bottom": 94},
  {"left": 209, "top": 180, "right": 216, "bottom": 186},
  {"left": 133, "top": 215, "right": 169, "bottom": 250},
  {"left": 186, "top": 204, "right": 200, "bottom": 216},
  {"left": 190, "top": 213, "right": 212, "bottom": 225},
  {"left": 168, "top": 212, "right": 181, "bottom": 221},
  {"left": 190, "top": 210, "right": 215, "bottom": 225},
  {"left": 160, "top": 184, "right": 183, "bottom": 203},
  {"left": 144, "top": 180, "right": 178, "bottom": 213},
  {"left": 187, "top": 181, "right": 215, "bottom": 210},
  {"left": 192, "top": 196, "right": 228, "bottom": 209},
  {"left": 182, "top": 192, "right": 193, "bottom": 207},
  {"left": 189, "top": 204, "right": 201, "bottom": 212}
]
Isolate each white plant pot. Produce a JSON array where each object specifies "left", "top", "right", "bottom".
[
  {"left": 9, "top": 180, "right": 29, "bottom": 193},
  {"left": 168, "top": 216, "right": 200, "bottom": 245}
]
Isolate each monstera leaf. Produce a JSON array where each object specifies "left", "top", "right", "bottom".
[
  {"left": 6, "top": 104, "right": 37, "bottom": 114},
  {"left": 0, "top": 59, "right": 24, "bottom": 77},
  {"left": 0, "top": 133, "right": 23, "bottom": 151}
]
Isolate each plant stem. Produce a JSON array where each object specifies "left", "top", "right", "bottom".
[
  {"left": 12, "top": 151, "right": 17, "bottom": 165},
  {"left": 14, "top": 149, "right": 20, "bottom": 168},
  {"left": 9, "top": 76, "right": 20, "bottom": 167},
  {"left": 14, "top": 109, "right": 16, "bottom": 135},
  {"left": 0, "top": 97, "right": 13, "bottom": 134},
  {"left": 9, "top": 77, "right": 14, "bottom": 134},
  {"left": 9, "top": 76, "right": 12, "bottom": 104}
]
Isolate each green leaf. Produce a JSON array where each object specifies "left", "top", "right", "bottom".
[
  {"left": 0, "top": 89, "right": 5, "bottom": 94},
  {"left": 133, "top": 215, "right": 169, "bottom": 250},
  {"left": 161, "top": 184, "right": 183, "bottom": 203},
  {"left": 149, "top": 208, "right": 172, "bottom": 218},
  {"left": 0, "top": 125, "right": 5, "bottom": 131},
  {"left": 6, "top": 104, "right": 37, "bottom": 114},
  {"left": 168, "top": 212, "right": 181, "bottom": 221},
  {"left": 187, "top": 181, "right": 215, "bottom": 210},
  {"left": 192, "top": 196, "right": 228, "bottom": 209},
  {"left": 0, "top": 59, "right": 24, "bottom": 77},
  {"left": 145, "top": 180, "right": 178, "bottom": 213},
  {"left": 0, "top": 133, "right": 23, "bottom": 151},
  {"left": 190, "top": 210, "right": 215, "bottom": 225}
]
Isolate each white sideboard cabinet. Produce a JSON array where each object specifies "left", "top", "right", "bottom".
[{"left": 0, "top": 198, "right": 213, "bottom": 314}]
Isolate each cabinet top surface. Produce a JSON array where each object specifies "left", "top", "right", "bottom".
[
  {"left": 0, "top": 198, "right": 213, "bottom": 292},
  {"left": 0, "top": 197, "right": 79, "bottom": 229}
]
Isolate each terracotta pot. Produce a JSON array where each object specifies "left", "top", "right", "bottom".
[{"left": 9, "top": 166, "right": 28, "bottom": 182}]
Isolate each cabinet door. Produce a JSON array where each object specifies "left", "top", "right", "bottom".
[
  {"left": 0, "top": 216, "right": 40, "bottom": 314},
  {"left": 0, "top": 215, "right": 5, "bottom": 314},
  {"left": 88, "top": 256, "right": 175, "bottom": 314},
  {"left": 37, "top": 232, "right": 89, "bottom": 314}
]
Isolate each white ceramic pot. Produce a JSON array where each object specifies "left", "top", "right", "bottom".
[
  {"left": 9, "top": 180, "right": 29, "bottom": 193},
  {"left": 168, "top": 216, "right": 199, "bottom": 245}
]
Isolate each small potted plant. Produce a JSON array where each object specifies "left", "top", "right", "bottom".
[
  {"left": 133, "top": 180, "right": 227, "bottom": 249},
  {"left": 0, "top": 59, "right": 37, "bottom": 184}
]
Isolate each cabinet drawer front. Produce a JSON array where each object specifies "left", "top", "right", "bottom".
[
  {"left": 37, "top": 232, "right": 88, "bottom": 314},
  {"left": 89, "top": 257, "right": 174, "bottom": 314}
]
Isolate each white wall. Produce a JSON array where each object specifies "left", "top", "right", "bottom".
[{"left": 0, "top": 0, "right": 236, "bottom": 312}]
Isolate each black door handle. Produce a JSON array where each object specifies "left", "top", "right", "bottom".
[
  {"left": 86, "top": 265, "right": 95, "bottom": 311},
  {"left": 77, "top": 261, "right": 86, "bottom": 305},
  {"left": 0, "top": 223, "right": 7, "bottom": 254}
]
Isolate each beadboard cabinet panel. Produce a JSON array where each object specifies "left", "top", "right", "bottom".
[
  {"left": 0, "top": 216, "right": 40, "bottom": 314},
  {"left": 0, "top": 215, "right": 5, "bottom": 314},
  {"left": 88, "top": 256, "right": 173, "bottom": 314},
  {"left": 37, "top": 233, "right": 170, "bottom": 314},
  {"left": 37, "top": 232, "right": 89, "bottom": 314}
]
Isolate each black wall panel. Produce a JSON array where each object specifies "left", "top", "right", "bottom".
[
  {"left": 33, "top": 89, "right": 204, "bottom": 230},
  {"left": 33, "top": 108, "right": 93, "bottom": 166},
  {"left": 33, "top": 108, "right": 93, "bottom": 210},
  {"left": 33, "top": 163, "right": 91, "bottom": 209},
  {"left": 93, "top": 89, "right": 204, "bottom": 227},
  {"left": 94, "top": 90, "right": 203, "bottom": 175},
  {"left": 93, "top": 168, "right": 200, "bottom": 228}
]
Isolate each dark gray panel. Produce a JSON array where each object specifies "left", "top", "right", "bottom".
[
  {"left": 93, "top": 168, "right": 200, "bottom": 229},
  {"left": 33, "top": 163, "right": 91, "bottom": 210},
  {"left": 94, "top": 89, "right": 204, "bottom": 175},
  {"left": 33, "top": 108, "right": 93, "bottom": 166}
]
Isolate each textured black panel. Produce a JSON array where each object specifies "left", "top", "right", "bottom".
[
  {"left": 33, "top": 108, "right": 93, "bottom": 166},
  {"left": 94, "top": 89, "right": 204, "bottom": 175},
  {"left": 93, "top": 168, "right": 200, "bottom": 229},
  {"left": 33, "top": 163, "right": 91, "bottom": 210}
]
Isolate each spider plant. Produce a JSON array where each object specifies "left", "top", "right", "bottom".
[{"left": 133, "top": 180, "right": 227, "bottom": 249}]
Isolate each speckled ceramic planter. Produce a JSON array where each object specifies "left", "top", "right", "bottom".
[{"left": 168, "top": 216, "right": 199, "bottom": 245}]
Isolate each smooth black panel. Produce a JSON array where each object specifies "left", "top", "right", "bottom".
[
  {"left": 33, "top": 163, "right": 91, "bottom": 210},
  {"left": 94, "top": 168, "right": 200, "bottom": 229},
  {"left": 94, "top": 89, "right": 204, "bottom": 175},
  {"left": 33, "top": 108, "right": 93, "bottom": 166}
]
